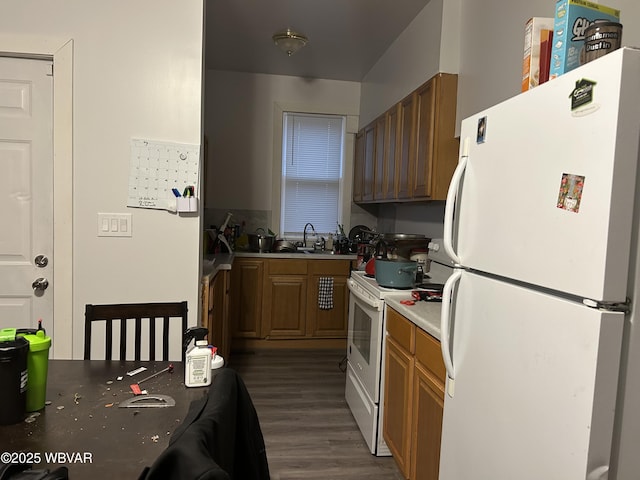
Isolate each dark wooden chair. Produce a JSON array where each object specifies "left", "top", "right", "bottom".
[{"left": 84, "top": 301, "right": 188, "bottom": 361}]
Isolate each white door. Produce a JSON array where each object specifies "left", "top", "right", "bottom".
[
  {"left": 445, "top": 49, "right": 640, "bottom": 303},
  {"left": 439, "top": 269, "right": 624, "bottom": 480},
  {"left": 0, "top": 56, "right": 53, "bottom": 333}
]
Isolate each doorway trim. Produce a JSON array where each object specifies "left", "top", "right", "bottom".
[{"left": 0, "top": 36, "right": 73, "bottom": 358}]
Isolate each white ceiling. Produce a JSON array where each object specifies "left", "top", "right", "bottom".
[{"left": 205, "top": 0, "right": 431, "bottom": 82}]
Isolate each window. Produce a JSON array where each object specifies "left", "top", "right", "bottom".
[{"left": 280, "top": 112, "right": 345, "bottom": 237}]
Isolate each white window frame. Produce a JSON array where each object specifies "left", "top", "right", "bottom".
[{"left": 271, "top": 102, "right": 358, "bottom": 241}]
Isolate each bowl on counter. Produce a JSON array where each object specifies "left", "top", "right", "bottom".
[{"left": 271, "top": 239, "right": 297, "bottom": 253}]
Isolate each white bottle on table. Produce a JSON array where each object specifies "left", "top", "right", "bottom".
[{"left": 185, "top": 340, "right": 212, "bottom": 387}]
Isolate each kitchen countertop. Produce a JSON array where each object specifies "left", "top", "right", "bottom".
[
  {"left": 234, "top": 251, "right": 357, "bottom": 260},
  {"left": 202, "top": 250, "right": 356, "bottom": 281},
  {"left": 383, "top": 261, "right": 453, "bottom": 341},
  {"left": 385, "top": 296, "right": 443, "bottom": 341},
  {"left": 202, "top": 253, "right": 234, "bottom": 281}
]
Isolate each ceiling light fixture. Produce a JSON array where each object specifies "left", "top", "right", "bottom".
[{"left": 272, "top": 28, "right": 309, "bottom": 56}]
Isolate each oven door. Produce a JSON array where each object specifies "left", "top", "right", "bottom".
[{"left": 347, "top": 279, "right": 384, "bottom": 404}]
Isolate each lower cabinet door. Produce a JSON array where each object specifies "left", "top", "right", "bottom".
[
  {"left": 263, "top": 274, "right": 307, "bottom": 337},
  {"left": 383, "top": 335, "right": 413, "bottom": 478},
  {"left": 411, "top": 362, "right": 444, "bottom": 480}
]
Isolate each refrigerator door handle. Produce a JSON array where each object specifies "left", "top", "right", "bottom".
[
  {"left": 441, "top": 269, "right": 462, "bottom": 397},
  {"left": 443, "top": 138, "right": 469, "bottom": 265},
  {"left": 586, "top": 466, "right": 609, "bottom": 480}
]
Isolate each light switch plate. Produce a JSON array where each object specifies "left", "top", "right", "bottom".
[{"left": 97, "top": 213, "right": 132, "bottom": 237}]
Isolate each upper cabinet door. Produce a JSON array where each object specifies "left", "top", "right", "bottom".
[
  {"left": 397, "top": 92, "right": 417, "bottom": 200},
  {"left": 354, "top": 73, "right": 458, "bottom": 205},
  {"left": 413, "top": 78, "right": 436, "bottom": 199},
  {"left": 373, "top": 113, "right": 386, "bottom": 201},
  {"left": 362, "top": 123, "right": 375, "bottom": 202},
  {"left": 385, "top": 104, "right": 400, "bottom": 201},
  {"left": 353, "top": 129, "right": 364, "bottom": 203}
]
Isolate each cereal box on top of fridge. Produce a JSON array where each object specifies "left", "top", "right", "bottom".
[
  {"left": 522, "top": 17, "right": 554, "bottom": 92},
  {"left": 549, "top": 0, "right": 620, "bottom": 80}
]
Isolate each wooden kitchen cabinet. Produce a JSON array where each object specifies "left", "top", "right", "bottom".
[
  {"left": 229, "top": 258, "right": 264, "bottom": 339},
  {"left": 384, "top": 306, "right": 416, "bottom": 478},
  {"left": 411, "top": 327, "right": 445, "bottom": 480},
  {"left": 411, "top": 73, "right": 459, "bottom": 200},
  {"left": 373, "top": 113, "right": 386, "bottom": 201},
  {"left": 231, "top": 257, "right": 351, "bottom": 346},
  {"left": 354, "top": 73, "right": 458, "bottom": 204},
  {"left": 362, "top": 123, "right": 376, "bottom": 202},
  {"left": 201, "top": 269, "right": 231, "bottom": 362},
  {"left": 306, "top": 259, "right": 351, "bottom": 337},
  {"left": 353, "top": 130, "right": 365, "bottom": 203},
  {"left": 262, "top": 259, "right": 308, "bottom": 338},
  {"left": 373, "top": 108, "right": 399, "bottom": 202},
  {"left": 397, "top": 92, "right": 417, "bottom": 200},
  {"left": 384, "top": 103, "right": 400, "bottom": 201},
  {"left": 384, "top": 306, "right": 445, "bottom": 480}
]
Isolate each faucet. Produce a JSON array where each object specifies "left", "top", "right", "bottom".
[{"left": 303, "top": 223, "right": 316, "bottom": 247}]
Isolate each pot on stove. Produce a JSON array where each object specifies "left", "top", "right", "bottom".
[{"left": 374, "top": 258, "right": 417, "bottom": 289}]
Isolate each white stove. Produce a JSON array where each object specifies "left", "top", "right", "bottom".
[
  {"left": 345, "top": 240, "right": 453, "bottom": 456},
  {"left": 348, "top": 270, "right": 415, "bottom": 298}
]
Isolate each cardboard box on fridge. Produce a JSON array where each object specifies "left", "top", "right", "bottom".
[
  {"left": 522, "top": 17, "right": 554, "bottom": 91},
  {"left": 549, "top": 0, "right": 621, "bottom": 80}
]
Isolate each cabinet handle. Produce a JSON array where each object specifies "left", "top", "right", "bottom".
[
  {"left": 441, "top": 269, "right": 461, "bottom": 397},
  {"left": 443, "top": 138, "right": 469, "bottom": 265}
]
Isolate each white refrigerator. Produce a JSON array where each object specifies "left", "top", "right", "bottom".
[{"left": 439, "top": 47, "right": 640, "bottom": 480}]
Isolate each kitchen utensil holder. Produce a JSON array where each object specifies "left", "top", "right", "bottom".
[{"left": 176, "top": 197, "right": 198, "bottom": 213}]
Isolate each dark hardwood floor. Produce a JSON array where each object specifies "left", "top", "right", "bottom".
[{"left": 228, "top": 349, "right": 404, "bottom": 480}]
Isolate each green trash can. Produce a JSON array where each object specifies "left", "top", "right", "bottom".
[{"left": 18, "top": 328, "right": 52, "bottom": 412}]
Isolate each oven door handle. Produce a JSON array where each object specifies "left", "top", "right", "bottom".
[{"left": 347, "top": 279, "right": 384, "bottom": 311}]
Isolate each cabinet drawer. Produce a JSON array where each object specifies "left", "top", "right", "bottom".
[
  {"left": 308, "top": 259, "right": 351, "bottom": 276},
  {"left": 415, "top": 327, "right": 445, "bottom": 383},
  {"left": 386, "top": 307, "right": 415, "bottom": 353},
  {"left": 268, "top": 259, "right": 308, "bottom": 275}
]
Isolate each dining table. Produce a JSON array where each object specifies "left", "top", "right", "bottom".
[{"left": 0, "top": 359, "right": 210, "bottom": 479}]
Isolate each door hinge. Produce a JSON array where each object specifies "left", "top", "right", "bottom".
[
  {"left": 47, "top": 63, "right": 53, "bottom": 77},
  {"left": 582, "top": 298, "right": 630, "bottom": 313}
]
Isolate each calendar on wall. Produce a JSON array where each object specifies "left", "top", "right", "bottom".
[{"left": 127, "top": 138, "right": 200, "bottom": 210}]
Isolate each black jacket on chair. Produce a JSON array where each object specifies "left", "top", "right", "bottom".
[{"left": 138, "top": 368, "right": 270, "bottom": 480}]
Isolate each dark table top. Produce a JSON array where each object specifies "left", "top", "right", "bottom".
[{"left": 0, "top": 360, "right": 209, "bottom": 479}]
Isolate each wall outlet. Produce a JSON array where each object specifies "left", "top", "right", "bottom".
[{"left": 97, "top": 213, "right": 132, "bottom": 237}]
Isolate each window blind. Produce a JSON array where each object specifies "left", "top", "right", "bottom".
[{"left": 281, "top": 112, "right": 344, "bottom": 236}]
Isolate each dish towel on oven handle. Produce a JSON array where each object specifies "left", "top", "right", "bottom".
[{"left": 318, "top": 277, "right": 334, "bottom": 310}]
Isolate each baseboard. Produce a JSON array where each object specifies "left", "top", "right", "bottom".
[{"left": 232, "top": 337, "right": 347, "bottom": 351}]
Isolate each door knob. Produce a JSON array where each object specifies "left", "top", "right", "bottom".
[
  {"left": 32, "top": 278, "right": 49, "bottom": 291},
  {"left": 35, "top": 255, "right": 49, "bottom": 267}
]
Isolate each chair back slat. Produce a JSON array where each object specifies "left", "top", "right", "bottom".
[
  {"left": 119, "top": 319, "right": 127, "bottom": 361},
  {"left": 162, "top": 316, "right": 170, "bottom": 361},
  {"left": 105, "top": 318, "right": 114, "bottom": 361},
  {"left": 83, "top": 302, "right": 188, "bottom": 361},
  {"left": 149, "top": 319, "right": 156, "bottom": 360},
  {"left": 135, "top": 317, "right": 143, "bottom": 362}
]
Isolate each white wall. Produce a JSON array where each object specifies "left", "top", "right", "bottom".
[
  {"left": 456, "top": 0, "right": 638, "bottom": 129},
  {"left": 360, "top": 0, "right": 639, "bottom": 134},
  {"left": 205, "top": 71, "right": 360, "bottom": 220},
  {"left": 0, "top": 0, "right": 204, "bottom": 359},
  {"left": 359, "top": 0, "right": 461, "bottom": 127}
]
